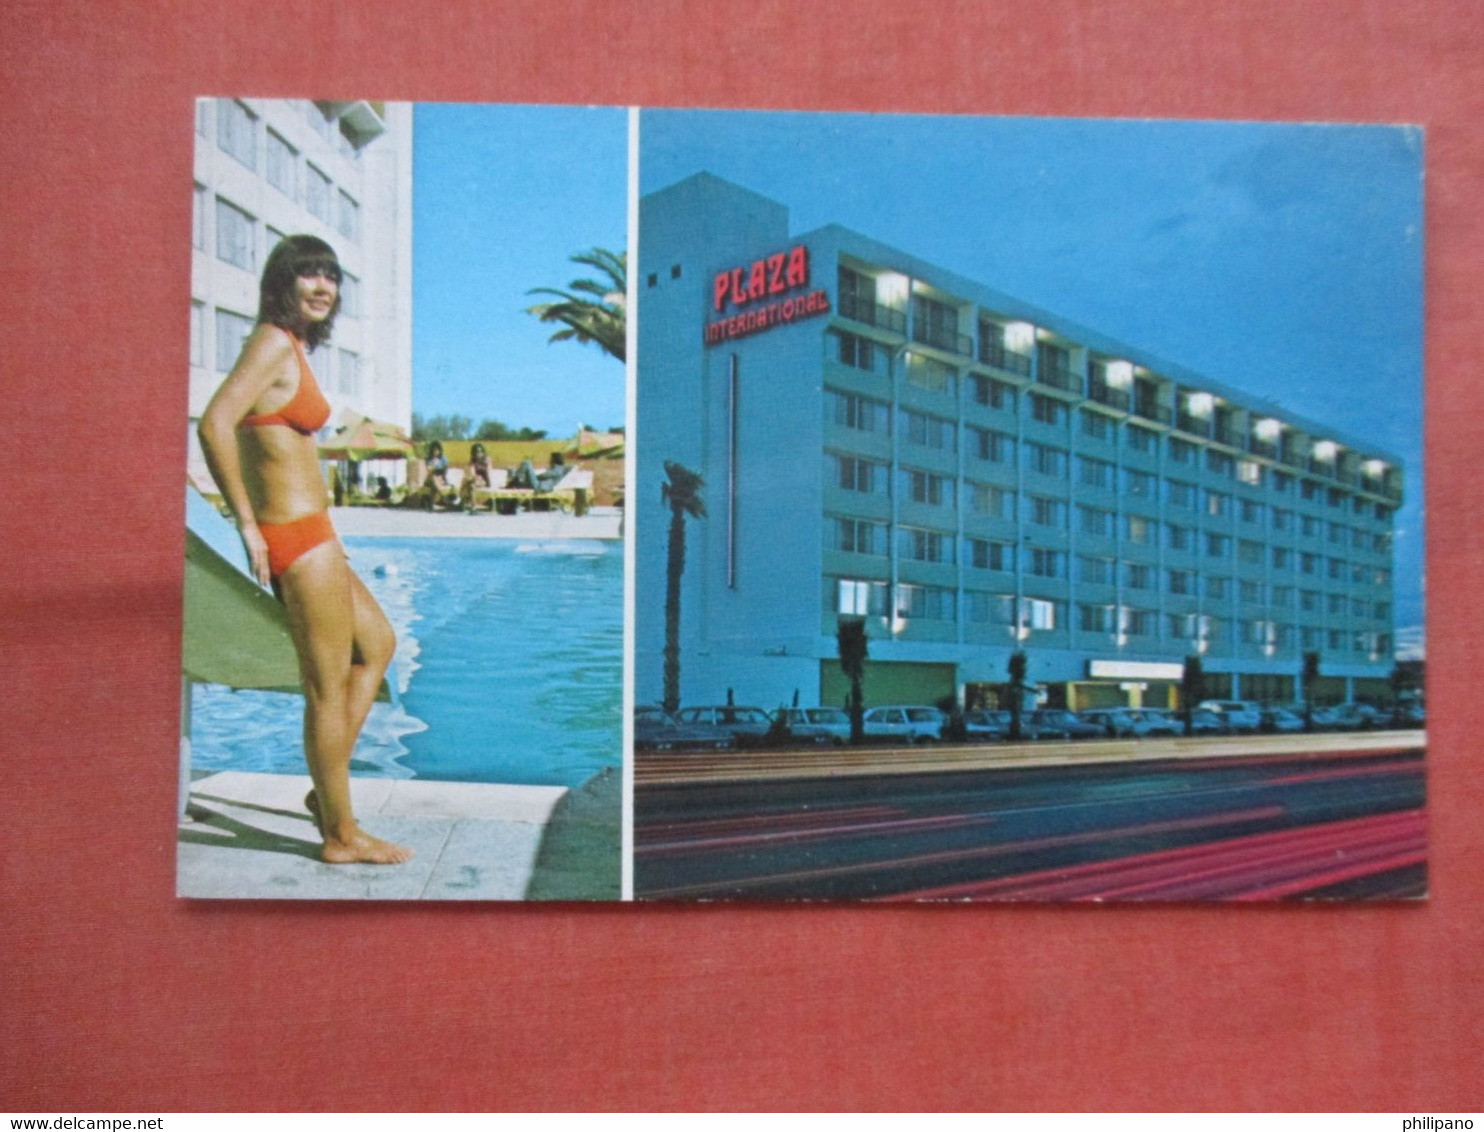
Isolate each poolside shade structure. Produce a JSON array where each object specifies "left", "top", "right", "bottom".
[{"left": 318, "top": 413, "right": 415, "bottom": 462}]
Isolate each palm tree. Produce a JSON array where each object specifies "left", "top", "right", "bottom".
[
  {"left": 836, "top": 617, "right": 869, "bottom": 745},
  {"left": 661, "top": 461, "right": 706, "bottom": 714},
  {"left": 1181, "top": 654, "right": 1205, "bottom": 737},
  {"left": 526, "top": 248, "right": 627, "bottom": 362},
  {"left": 1302, "top": 651, "right": 1321, "bottom": 733},
  {"left": 1006, "top": 649, "right": 1028, "bottom": 742}
]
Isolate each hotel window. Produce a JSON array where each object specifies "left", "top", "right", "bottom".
[
  {"left": 1125, "top": 563, "right": 1154, "bottom": 590},
  {"left": 971, "top": 374, "right": 1015, "bottom": 411},
  {"left": 1301, "top": 515, "right": 1319, "bottom": 538},
  {"left": 969, "top": 426, "right": 1013, "bottom": 463},
  {"left": 1328, "top": 629, "right": 1346, "bottom": 651},
  {"left": 899, "top": 526, "right": 953, "bottom": 564},
  {"left": 1167, "top": 481, "right": 1196, "bottom": 510},
  {"left": 1299, "top": 552, "right": 1318, "bottom": 575},
  {"left": 1030, "top": 495, "right": 1066, "bottom": 527},
  {"left": 835, "top": 331, "right": 880, "bottom": 372},
  {"left": 1207, "top": 450, "right": 1235, "bottom": 477},
  {"left": 189, "top": 301, "right": 206, "bottom": 368},
  {"left": 1240, "top": 499, "right": 1264, "bottom": 524},
  {"left": 266, "top": 130, "right": 298, "bottom": 199},
  {"left": 1375, "top": 503, "right": 1392, "bottom": 522},
  {"left": 1205, "top": 532, "right": 1230, "bottom": 558},
  {"left": 1375, "top": 601, "right": 1392, "bottom": 621},
  {"left": 1120, "top": 607, "right": 1155, "bottom": 637},
  {"left": 214, "top": 198, "right": 255, "bottom": 271},
  {"left": 913, "top": 294, "right": 962, "bottom": 354},
  {"left": 1124, "top": 468, "right": 1156, "bottom": 499},
  {"left": 1272, "top": 507, "right": 1292, "bottom": 532},
  {"left": 1374, "top": 566, "right": 1391, "bottom": 587},
  {"left": 213, "top": 308, "right": 254, "bottom": 372},
  {"left": 1272, "top": 471, "right": 1293, "bottom": 494},
  {"left": 1078, "top": 456, "right": 1113, "bottom": 489},
  {"left": 832, "top": 390, "right": 889, "bottom": 433},
  {"left": 1272, "top": 546, "right": 1292, "bottom": 570},
  {"left": 1353, "top": 562, "right": 1369, "bottom": 584},
  {"left": 1078, "top": 505, "right": 1113, "bottom": 537},
  {"left": 1080, "top": 409, "right": 1112, "bottom": 440},
  {"left": 1168, "top": 568, "right": 1193, "bottom": 595},
  {"left": 1207, "top": 576, "right": 1229, "bottom": 600},
  {"left": 1167, "top": 524, "right": 1193, "bottom": 552},
  {"left": 1030, "top": 548, "right": 1064, "bottom": 578},
  {"left": 1126, "top": 423, "right": 1158, "bottom": 452},
  {"left": 1327, "top": 557, "right": 1345, "bottom": 580},
  {"left": 337, "top": 190, "right": 360, "bottom": 242},
  {"left": 306, "top": 99, "right": 333, "bottom": 138},
  {"left": 1354, "top": 496, "right": 1369, "bottom": 515},
  {"left": 896, "top": 583, "right": 955, "bottom": 621},
  {"left": 1242, "top": 620, "right": 1276, "bottom": 647},
  {"left": 836, "top": 578, "right": 889, "bottom": 617},
  {"left": 1028, "top": 443, "right": 1068, "bottom": 477},
  {"left": 1036, "top": 341, "right": 1078, "bottom": 391},
  {"left": 1272, "top": 585, "right": 1294, "bottom": 608},
  {"left": 832, "top": 453, "right": 885, "bottom": 495},
  {"left": 902, "top": 468, "right": 947, "bottom": 507},
  {"left": 1168, "top": 437, "right": 1196, "bottom": 465},
  {"left": 1240, "top": 579, "right": 1265, "bottom": 604},
  {"left": 1207, "top": 617, "right": 1228, "bottom": 643},
  {"left": 1023, "top": 598, "right": 1059, "bottom": 632},
  {"left": 195, "top": 98, "right": 210, "bottom": 136},
  {"left": 340, "top": 272, "right": 359, "bottom": 318},
  {"left": 1301, "top": 480, "right": 1319, "bottom": 501},
  {"left": 1168, "top": 612, "right": 1197, "bottom": 640},
  {"left": 306, "top": 164, "right": 333, "bottom": 223},
  {"left": 1029, "top": 393, "right": 1064, "bottom": 427},
  {"left": 1328, "top": 488, "right": 1346, "bottom": 508},
  {"left": 832, "top": 517, "right": 887, "bottom": 556},
  {"left": 1080, "top": 604, "right": 1115, "bottom": 633},
  {"left": 1126, "top": 514, "right": 1155, "bottom": 546},
  {"left": 902, "top": 409, "right": 955, "bottom": 452},
  {"left": 905, "top": 353, "right": 957, "bottom": 397},
  {"left": 337, "top": 348, "right": 359, "bottom": 396},
  {"left": 192, "top": 184, "right": 207, "bottom": 250},
  {"left": 1238, "top": 539, "right": 1263, "bottom": 565},
  {"left": 968, "top": 592, "right": 1017, "bottom": 625},
  {"left": 1078, "top": 555, "right": 1114, "bottom": 585},
  {"left": 1206, "top": 490, "right": 1229, "bottom": 518},
  {"left": 216, "top": 99, "right": 256, "bottom": 170},
  {"left": 1328, "top": 521, "right": 1347, "bottom": 545},
  {"left": 1238, "top": 460, "right": 1263, "bottom": 487},
  {"left": 1327, "top": 593, "right": 1346, "bottom": 615},
  {"left": 1300, "top": 589, "right": 1319, "bottom": 613},
  {"left": 1352, "top": 597, "right": 1368, "bottom": 617},
  {"left": 968, "top": 538, "right": 1014, "bottom": 572},
  {"left": 1301, "top": 626, "right": 1322, "bottom": 649},
  {"left": 966, "top": 482, "right": 1013, "bottom": 519}
]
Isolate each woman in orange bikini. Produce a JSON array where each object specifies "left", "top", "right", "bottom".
[{"left": 199, "top": 234, "right": 412, "bottom": 865}]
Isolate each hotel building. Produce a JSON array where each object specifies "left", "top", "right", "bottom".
[
  {"left": 636, "top": 174, "right": 1404, "bottom": 712},
  {"left": 187, "top": 98, "right": 414, "bottom": 480}
]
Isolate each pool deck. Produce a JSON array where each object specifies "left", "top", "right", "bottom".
[
  {"left": 178, "top": 770, "right": 579, "bottom": 900},
  {"left": 331, "top": 505, "right": 622, "bottom": 540}
]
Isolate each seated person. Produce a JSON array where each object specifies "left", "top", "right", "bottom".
[{"left": 458, "top": 443, "right": 494, "bottom": 509}]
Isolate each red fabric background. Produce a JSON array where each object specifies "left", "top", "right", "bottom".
[{"left": 2, "top": 0, "right": 1480, "bottom": 1112}]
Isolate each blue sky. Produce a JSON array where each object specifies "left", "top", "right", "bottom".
[
  {"left": 412, "top": 103, "right": 627, "bottom": 437},
  {"left": 640, "top": 110, "right": 1425, "bottom": 632}
]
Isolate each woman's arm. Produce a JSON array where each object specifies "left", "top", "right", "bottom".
[{"left": 198, "top": 325, "right": 293, "bottom": 585}]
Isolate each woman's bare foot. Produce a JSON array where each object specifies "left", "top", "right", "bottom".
[
  {"left": 305, "top": 789, "right": 413, "bottom": 865},
  {"left": 321, "top": 827, "right": 415, "bottom": 865}
]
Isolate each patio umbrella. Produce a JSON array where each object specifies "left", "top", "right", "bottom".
[{"left": 318, "top": 413, "right": 415, "bottom": 461}]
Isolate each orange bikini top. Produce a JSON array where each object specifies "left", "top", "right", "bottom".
[{"left": 239, "top": 328, "right": 331, "bottom": 435}]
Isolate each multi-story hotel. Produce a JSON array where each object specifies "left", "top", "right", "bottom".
[
  {"left": 187, "top": 98, "right": 413, "bottom": 481},
  {"left": 637, "top": 174, "right": 1404, "bottom": 713}
]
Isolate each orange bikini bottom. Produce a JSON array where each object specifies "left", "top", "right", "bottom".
[{"left": 259, "top": 511, "right": 337, "bottom": 579}]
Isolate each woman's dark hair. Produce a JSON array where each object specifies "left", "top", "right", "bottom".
[
  {"left": 427, "top": 441, "right": 445, "bottom": 459},
  {"left": 471, "top": 443, "right": 487, "bottom": 460},
  {"left": 258, "top": 234, "right": 343, "bottom": 349}
]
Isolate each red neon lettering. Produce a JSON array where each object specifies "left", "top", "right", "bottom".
[
  {"left": 766, "top": 253, "right": 786, "bottom": 295},
  {"left": 747, "top": 261, "right": 767, "bottom": 302},
  {"left": 786, "top": 245, "right": 808, "bottom": 289},
  {"left": 713, "top": 273, "right": 730, "bottom": 312}
]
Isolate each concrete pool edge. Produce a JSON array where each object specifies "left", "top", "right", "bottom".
[
  {"left": 331, "top": 506, "right": 623, "bottom": 540},
  {"left": 176, "top": 770, "right": 603, "bottom": 901}
]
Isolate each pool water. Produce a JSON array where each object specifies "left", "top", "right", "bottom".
[{"left": 188, "top": 536, "right": 623, "bottom": 789}]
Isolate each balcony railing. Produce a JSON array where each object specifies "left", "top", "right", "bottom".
[
  {"left": 1088, "top": 379, "right": 1130, "bottom": 411},
  {"left": 838, "top": 295, "right": 907, "bottom": 334},
  {"left": 1247, "top": 438, "right": 1278, "bottom": 459},
  {"left": 978, "top": 339, "right": 1032, "bottom": 376},
  {"left": 912, "top": 322, "right": 973, "bottom": 356},
  {"left": 1133, "top": 401, "right": 1171, "bottom": 425},
  {"left": 1213, "top": 424, "right": 1241, "bottom": 447},
  {"left": 1037, "top": 363, "right": 1084, "bottom": 394}
]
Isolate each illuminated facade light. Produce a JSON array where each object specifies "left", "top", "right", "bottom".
[
  {"left": 875, "top": 271, "right": 910, "bottom": 309},
  {"left": 1255, "top": 417, "right": 1283, "bottom": 440},
  {"left": 1104, "top": 360, "right": 1134, "bottom": 387},
  {"left": 1004, "top": 321, "right": 1036, "bottom": 353},
  {"left": 1313, "top": 439, "right": 1339, "bottom": 461},
  {"left": 1186, "top": 391, "right": 1216, "bottom": 416}
]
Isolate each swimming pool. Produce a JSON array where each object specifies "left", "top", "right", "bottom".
[{"left": 188, "top": 536, "right": 623, "bottom": 789}]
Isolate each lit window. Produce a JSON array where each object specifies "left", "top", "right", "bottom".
[
  {"left": 214, "top": 197, "right": 255, "bottom": 272},
  {"left": 266, "top": 131, "right": 298, "bottom": 199},
  {"left": 216, "top": 99, "right": 256, "bottom": 170}
]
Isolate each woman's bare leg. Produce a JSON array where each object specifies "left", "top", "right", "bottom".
[{"left": 280, "top": 543, "right": 411, "bottom": 864}]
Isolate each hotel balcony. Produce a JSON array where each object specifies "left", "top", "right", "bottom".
[
  {"left": 1037, "top": 362, "right": 1084, "bottom": 395},
  {"left": 978, "top": 339, "right": 1032, "bottom": 377},
  {"left": 838, "top": 294, "right": 907, "bottom": 334},
  {"left": 912, "top": 321, "right": 973, "bottom": 356}
]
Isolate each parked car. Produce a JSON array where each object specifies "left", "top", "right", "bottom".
[
  {"left": 1028, "top": 709, "right": 1104, "bottom": 740},
  {"left": 964, "top": 709, "right": 1014, "bottom": 742},
  {"left": 1187, "top": 708, "right": 1232, "bottom": 735},
  {"left": 1079, "top": 708, "right": 1146, "bottom": 738},
  {"left": 1197, "top": 699, "right": 1264, "bottom": 732},
  {"left": 862, "top": 705, "right": 946, "bottom": 743},
  {"left": 1128, "top": 708, "right": 1181, "bottom": 737},
  {"left": 674, "top": 705, "right": 775, "bottom": 746},
  {"left": 771, "top": 707, "right": 852, "bottom": 745},
  {"left": 1260, "top": 706, "right": 1306, "bottom": 733},
  {"left": 1314, "top": 702, "right": 1384, "bottom": 731},
  {"left": 634, "top": 706, "right": 735, "bottom": 752}
]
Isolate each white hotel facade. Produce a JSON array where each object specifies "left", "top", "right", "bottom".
[
  {"left": 187, "top": 98, "right": 413, "bottom": 481},
  {"left": 637, "top": 174, "right": 1405, "bottom": 713}
]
